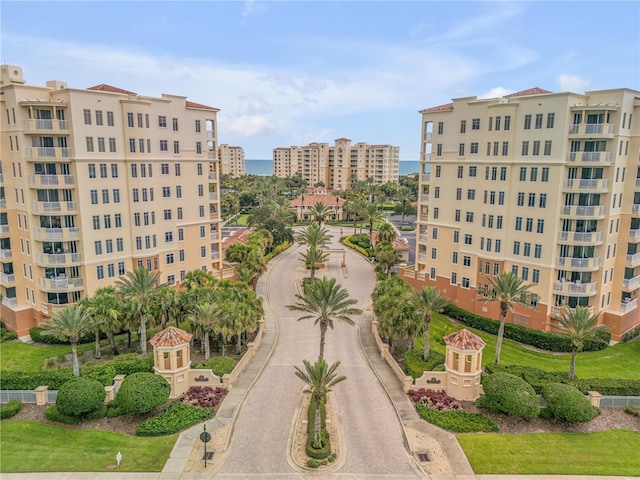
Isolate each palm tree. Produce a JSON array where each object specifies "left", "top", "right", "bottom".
[
  {"left": 478, "top": 271, "right": 537, "bottom": 364},
  {"left": 309, "top": 202, "right": 332, "bottom": 226},
  {"left": 41, "top": 305, "right": 93, "bottom": 376},
  {"left": 287, "top": 277, "right": 362, "bottom": 359},
  {"left": 375, "top": 222, "right": 396, "bottom": 245},
  {"left": 190, "top": 303, "right": 218, "bottom": 359},
  {"left": 395, "top": 186, "right": 416, "bottom": 227},
  {"left": 361, "top": 203, "right": 384, "bottom": 240},
  {"left": 182, "top": 269, "right": 216, "bottom": 290},
  {"left": 410, "top": 286, "right": 450, "bottom": 361},
  {"left": 302, "top": 247, "right": 329, "bottom": 282},
  {"left": 374, "top": 243, "right": 400, "bottom": 279},
  {"left": 115, "top": 267, "right": 167, "bottom": 356},
  {"left": 548, "top": 306, "right": 611, "bottom": 379},
  {"left": 295, "top": 223, "right": 332, "bottom": 251},
  {"left": 294, "top": 358, "right": 346, "bottom": 448},
  {"left": 83, "top": 287, "right": 121, "bottom": 356}
]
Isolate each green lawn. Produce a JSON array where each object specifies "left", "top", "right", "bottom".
[
  {"left": 0, "top": 340, "right": 95, "bottom": 371},
  {"left": 416, "top": 313, "right": 640, "bottom": 380},
  {"left": 457, "top": 429, "right": 640, "bottom": 475},
  {"left": 0, "top": 420, "right": 177, "bottom": 472}
]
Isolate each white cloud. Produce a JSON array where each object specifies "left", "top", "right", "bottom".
[
  {"left": 242, "top": 0, "right": 266, "bottom": 18},
  {"left": 222, "top": 114, "right": 277, "bottom": 136},
  {"left": 556, "top": 74, "right": 591, "bottom": 94},
  {"left": 478, "top": 87, "right": 516, "bottom": 99}
]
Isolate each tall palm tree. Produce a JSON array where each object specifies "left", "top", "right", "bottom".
[
  {"left": 83, "top": 286, "right": 121, "bottom": 356},
  {"left": 308, "top": 202, "right": 332, "bottom": 226},
  {"left": 375, "top": 222, "right": 397, "bottom": 245},
  {"left": 190, "top": 303, "right": 218, "bottom": 359},
  {"left": 115, "top": 267, "right": 167, "bottom": 356},
  {"left": 478, "top": 271, "right": 537, "bottom": 364},
  {"left": 287, "top": 277, "right": 362, "bottom": 359},
  {"left": 410, "top": 286, "right": 450, "bottom": 361},
  {"left": 548, "top": 306, "right": 611, "bottom": 379},
  {"left": 374, "top": 243, "right": 400, "bottom": 279},
  {"left": 294, "top": 358, "right": 346, "bottom": 449},
  {"left": 394, "top": 186, "right": 416, "bottom": 227},
  {"left": 295, "top": 223, "right": 332, "bottom": 251},
  {"left": 302, "top": 247, "right": 329, "bottom": 282},
  {"left": 41, "top": 305, "right": 93, "bottom": 376},
  {"left": 361, "top": 203, "right": 384, "bottom": 240},
  {"left": 182, "top": 269, "right": 216, "bottom": 290}
]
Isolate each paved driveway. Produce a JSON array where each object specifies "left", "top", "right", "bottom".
[{"left": 215, "top": 225, "right": 419, "bottom": 478}]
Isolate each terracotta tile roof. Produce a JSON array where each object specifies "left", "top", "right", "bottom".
[
  {"left": 443, "top": 329, "right": 486, "bottom": 350},
  {"left": 149, "top": 326, "right": 193, "bottom": 347},
  {"left": 222, "top": 228, "right": 254, "bottom": 248},
  {"left": 186, "top": 100, "right": 220, "bottom": 111},
  {"left": 371, "top": 231, "right": 410, "bottom": 251},
  {"left": 419, "top": 102, "right": 454, "bottom": 114},
  {"left": 87, "top": 84, "right": 137, "bottom": 95},
  {"left": 289, "top": 194, "right": 345, "bottom": 207},
  {"left": 504, "top": 87, "right": 552, "bottom": 98}
]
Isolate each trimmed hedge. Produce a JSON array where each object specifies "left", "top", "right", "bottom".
[
  {"left": 442, "top": 304, "right": 610, "bottom": 353},
  {"left": 306, "top": 396, "right": 331, "bottom": 460},
  {"left": 264, "top": 241, "right": 292, "bottom": 263},
  {"left": 480, "top": 372, "right": 540, "bottom": 419},
  {"left": 136, "top": 401, "right": 214, "bottom": 436},
  {"left": 0, "top": 399, "right": 22, "bottom": 419},
  {"left": 194, "top": 356, "right": 236, "bottom": 377},
  {"left": 56, "top": 377, "right": 106, "bottom": 419},
  {"left": 113, "top": 372, "right": 170, "bottom": 415},
  {"left": 541, "top": 382, "right": 599, "bottom": 423},
  {"left": 625, "top": 405, "right": 640, "bottom": 417},
  {"left": 404, "top": 350, "right": 445, "bottom": 379},
  {"left": 110, "top": 353, "right": 154, "bottom": 375},
  {"left": 416, "top": 404, "right": 498, "bottom": 432},
  {"left": 29, "top": 326, "right": 97, "bottom": 345},
  {"left": 342, "top": 235, "right": 372, "bottom": 257},
  {"left": 0, "top": 325, "right": 17, "bottom": 343}
]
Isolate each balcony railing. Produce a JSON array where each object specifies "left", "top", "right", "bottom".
[
  {"left": 211, "top": 251, "right": 220, "bottom": 260},
  {"left": 553, "top": 281, "right": 597, "bottom": 296},
  {"left": 0, "top": 198, "right": 6, "bottom": 209},
  {"left": 556, "top": 257, "right": 600, "bottom": 269},
  {"left": 560, "top": 205, "right": 605, "bottom": 217},
  {"left": 39, "top": 276, "right": 84, "bottom": 291},
  {"left": 566, "top": 152, "right": 611, "bottom": 164},
  {"left": 632, "top": 204, "right": 640, "bottom": 214},
  {"left": 208, "top": 172, "right": 217, "bottom": 180},
  {"left": 550, "top": 305, "right": 594, "bottom": 319},
  {"left": 31, "top": 201, "right": 77, "bottom": 213},
  {"left": 2, "top": 297, "right": 17, "bottom": 307},
  {"left": 419, "top": 234, "right": 427, "bottom": 242},
  {"left": 418, "top": 214, "right": 429, "bottom": 222},
  {"left": 0, "top": 249, "right": 12, "bottom": 259},
  {"left": 35, "top": 252, "right": 83, "bottom": 266},
  {"left": 630, "top": 229, "right": 640, "bottom": 242},
  {"left": 626, "top": 252, "right": 640, "bottom": 266},
  {"left": 28, "top": 174, "right": 75, "bottom": 187},
  {"left": 0, "top": 272, "right": 15, "bottom": 284},
  {"left": 418, "top": 253, "right": 426, "bottom": 262},
  {"left": 563, "top": 178, "right": 608, "bottom": 191},
  {"left": 25, "top": 147, "right": 71, "bottom": 159},
  {"left": 424, "top": 132, "right": 433, "bottom": 141},
  {"left": 0, "top": 225, "right": 9, "bottom": 235},
  {"left": 23, "top": 119, "right": 69, "bottom": 132},
  {"left": 558, "top": 231, "right": 603, "bottom": 244},
  {"left": 33, "top": 227, "right": 79, "bottom": 240},
  {"left": 620, "top": 298, "right": 638, "bottom": 313},
  {"left": 568, "top": 123, "right": 615, "bottom": 136},
  {"left": 209, "top": 192, "right": 218, "bottom": 201},
  {"left": 623, "top": 275, "right": 640, "bottom": 290},
  {"left": 206, "top": 131, "right": 215, "bottom": 139},
  {"left": 421, "top": 194, "right": 429, "bottom": 202}
]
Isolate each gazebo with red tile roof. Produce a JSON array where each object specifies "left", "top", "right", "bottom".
[
  {"left": 443, "top": 329, "right": 485, "bottom": 401},
  {"left": 443, "top": 329, "right": 486, "bottom": 351},
  {"left": 150, "top": 326, "right": 193, "bottom": 398}
]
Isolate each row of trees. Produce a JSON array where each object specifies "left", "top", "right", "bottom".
[{"left": 41, "top": 268, "right": 263, "bottom": 377}]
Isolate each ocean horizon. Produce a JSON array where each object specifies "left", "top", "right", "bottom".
[{"left": 245, "top": 159, "right": 421, "bottom": 176}]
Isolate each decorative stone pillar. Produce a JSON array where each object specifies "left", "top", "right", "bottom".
[
  {"left": 149, "top": 326, "right": 193, "bottom": 399},
  {"left": 443, "top": 329, "right": 486, "bottom": 401},
  {"left": 35, "top": 386, "right": 49, "bottom": 406}
]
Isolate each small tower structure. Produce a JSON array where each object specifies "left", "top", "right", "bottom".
[
  {"left": 149, "top": 326, "right": 193, "bottom": 398},
  {"left": 443, "top": 329, "right": 485, "bottom": 401}
]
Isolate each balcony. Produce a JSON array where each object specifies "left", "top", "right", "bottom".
[
  {"left": 209, "top": 192, "right": 218, "bottom": 201},
  {"left": 553, "top": 281, "right": 597, "bottom": 296},
  {"left": 623, "top": 275, "right": 640, "bottom": 290},
  {"left": 31, "top": 201, "right": 77, "bottom": 213},
  {"left": 0, "top": 249, "right": 12, "bottom": 260},
  {"left": 556, "top": 257, "right": 600, "bottom": 270},
  {"left": 550, "top": 305, "right": 594, "bottom": 319},
  {"left": 33, "top": 227, "right": 79, "bottom": 241},
  {"left": 418, "top": 253, "right": 427, "bottom": 262},
  {"left": 23, "top": 119, "right": 69, "bottom": 133},
  {"left": 39, "top": 276, "right": 84, "bottom": 292},
  {"left": 25, "top": 147, "right": 72, "bottom": 160},
  {"left": 206, "top": 131, "right": 215, "bottom": 139},
  {"left": 418, "top": 214, "right": 429, "bottom": 222},
  {"left": 419, "top": 234, "right": 428, "bottom": 242},
  {"left": 2, "top": 297, "right": 17, "bottom": 308},
  {"left": 562, "top": 178, "right": 608, "bottom": 192},
  {"left": 630, "top": 229, "right": 640, "bottom": 242},
  {"left": 620, "top": 298, "right": 638, "bottom": 313},
  {"left": 207, "top": 151, "right": 216, "bottom": 160},
  {"left": 424, "top": 132, "right": 433, "bottom": 141},
  {"left": 0, "top": 198, "right": 6, "bottom": 209},
  {"left": 558, "top": 231, "right": 603, "bottom": 244},
  {"left": 568, "top": 123, "right": 615, "bottom": 137},
  {"left": 632, "top": 204, "right": 640, "bottom": 215},
  {"left": 208, "top": 172, "right": 217, "bottom": 180},
  {"left": 211, "top": 251, "right": 220, "bottom": 260},
  {"left": 28, "top": 174, "right": 75, "bottom": 187},
  {"left": 566, "top": 152, "right": 612, "bottom": 165},
  {"left": 560, "top": 205, "right": 605, "bottom": 218},
  {"left": 421, "top": 194, "right": 429, "bottom": 202},
  {"left": 0, "top": 225, "right": 9, "bottom": 235},
  {"left": 35, "top": 252, "right": 82, "bottom": 266},
  {"left": 626, "top": 252, "right": 640, "bottom": 267},
  {"left": 0, "top": 272, "right": 15, "bottom": 284}
]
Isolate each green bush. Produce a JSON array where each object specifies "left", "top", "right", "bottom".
[
  {"left": 404, "top": 350, "right": 445, "bottom": 379},
  {"left": 622, "top": 324, "right": 640, "bottom": 342},
  {"left": 29, "top": 326, "right": 97, "bottom": 345},
  {"left": 44, "top": 404, "right": 81, "bottom": 424},
  {"left": 625, "top": 405, "right": 640, "bottom": 417},
  {"left": 110, "top": 353, "right": 154, "bottom": 375},
  {"left": 196, "top": 356, "right": 236, "bottom": 377},
  {"left": 416, "top": 404, "right": 498, "bottom": 432},
  {"left": 56, "top": 377, "right": 106, "bottom": 419},
  {"left": 442, "top": 304, "right": 610, "bottom": 353},
  {"left": 307, "top": 459, "right": 320, "bottom": 468},
  {"left": 480, "top": 372, "right": 540, "bottom": 419},
  {"left": 0, "top": 369, "right": 74, "bottom": 390},
  {"left": 264, "top": 241, "right": 292, "bottom": 262},
  {"left": 573, "top": 377, "right": 640, "bottom": 396},
  {"left": 113, "top": 372, "right": 170, "bottom": 415},
  {"left": 0, "top": 399, "right": 22, "bottom": 419},
  {"left": 342, "top": 235, "right": 372, "bottom": 257},
  {"left": 541, "top": 382, "right": 599, "bottom": 423},
  {"left": 306, "top": 396, "right": 331, "bottom": 459},
  {"left": 136, "top": 401, "right": 213, "bottom": 436},
  {"left": 484, "top": 364, "right": 572, "bottom": 393},
  {"left": 0, "top": 325, "right": 17, "bottom": 342}
]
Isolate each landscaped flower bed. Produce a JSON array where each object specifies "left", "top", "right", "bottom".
[{"left": 179, "top": 386, "right": 227, "bottom": 408}]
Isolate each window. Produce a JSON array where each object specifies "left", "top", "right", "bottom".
[
  {"left": 456, "top": 188, "right": 462, "bottom": 200},
  {"left": 134, "top": 213, "right": 141, "bottom": 226},
  {"left": 519, "top": 167, "right": 527, "bottom": 181},
  {"left": 432, "top": 227, "right": 438, "bottom": 240},
  {"left": 86, "top": 137, "right": 94, "bottom": 152},
  {"left": 521, "top": 141, "right": 529, "bottom": 156},
  {"left": 201, "top": 246, "right": 207, "bottom": 258},
  {"left": 83, "top": 109, "right": 92, "bottom": 125},
  {"left": 132, "top": 188, "right": 139, "bottom": 202},
  {"left": 162, "top": 186, "right": 171, "bottom": 198},
  {"left": 458, "top": 143, "right": 465, "bottom": 156},
  {"left": 104, "top": 215, "right": 112, "bottom": 229},
  {"left": 161, "top": 163, "right": 169, "bottom": 175},
  {"left": 500, "top": 167, "right": 507, "bottom": 181},
  {"left": 489, "top": 191, "right": 496, "bottom": 205},
  {"left": 106, "top": 239, "right": 113, "bottom": 254},
  {"left": 107, "top": 263, "right": 115, "bottom": 278},
  {"left": 145, "top": 235, "right": 151, "bottom": 249},
  {"left": 455, "top": 209, "right": 461, "bottom": 222},
  {"left": 199, "top": 205, "right": 205, "bottom": 217},
  {"left": 526, "top": 218, "right": 533, "bottom": 232},
  {"left": 88, "top": 164, "right": 96, "bottom": 178},
  {"left": 102, "top": 189, "right": 109, "bottom": 204},
  {"left": 172, "top": 117, "right": 179, "bottom": 131},
  {"left": 495, "top": 116, "right": 501, "bottom": 131},
  {"left": 129, "top": 139, "right": 136, "bottom": 153},
  {"left": 175, "top": 164, "right": 181, "bottom": 176},
  {"left": 95, "top": 241, "right": 102, "bottom": 255},
  {"left": 530, "top": 167, "right": 538, "bottom": 182},
  {"left": 512, "top": 241, "right": 521, "bottom": 255},
  {"left": 498, "top": 192, "right": 505, "bottom": 205},
  {"left": 90, "top": 190, "right": 98, "bottom": 204},
  {"left": 195, "top": 119, "right": 201, "bottom": 132},
  {"left": 535, "top": 113, "right": 543, "bottom": 129},
  {"left": 139, "top": 138, "right": 145, "bottom": 153},
  {"left": 165, "top": 232, "right": 173, "bottom": 243},
  {"left": 487, "top": 142, "right": 492, "bottom": 156},
  {"left": 97, "top": 265, "right": 104, "bottom": 280},
  {"left": 158, "top": 116, "right": 167, "bottom": 128},
  {"left": 522, "top": 267, "right": 529, "bottom": 281},
  {"left": 457, "top": 166, "right": 464, "bottom": 178},
  {"left": 177, "top": 207, "right": 183, "bottom": 220},
  {"left": 436, "top": 144, "right": 443, "bottom": 156},
  {"left": 491, "top": 167, "right": 497, "bottom": 180},
  {"left": 453, "top": 231, "right": 459, "bottom": 243},
  {"left": 464, "top": 234, "right": 472, "bottom": 245},
  {"left": 137, "top": 113, "right": 143, "bottom": 128},
  {"left": 166, "top": 253, "right": 175, "bottom": 265},
  {"left": 532, "top": 269, "right": 540, "bottom": 283},
  {"left": 534, "top": 244, "right": 542, "bottom": 258},
  {"left": 435, "top": 165, "right": 441, "bottom": 177},
  {"left": 466, "top": 211, "right": 474, "bottom": 223},
  {"left": 145, "top": 114, "right": 150, "bottom": 128},
  {"left": 517, "top": 192, "right": 524, "bottom": 206},
  {"left": 118, "top": 261, "right": 125, "bottom": 275},
  {"left": 111, "top": 163, "right": 118, "bottom": 178},
  {"left": 544, "top": 140, "right": 552, "bottom": 156},
  {"left": 469, "top": 166, "right": 477, "bottom": 177},
  {"left": 160, "top": 140, "right": 168, "bottom": 151},
  {"left": 92, "top": 215, "right": 100, "bottom": 230},
  {"left": 532, "top": 140, "right": 540, "bottom": 156},
  {"left": 467, "top": 189, "right": 475, "bottom": 200},
  {"left": 430, "top": 247, "right": 437, "bottom": 260},
  {"left": 528, "top": 193, "right": 536, "bottom": 207},
  {"left": 173, "top": 141, "right": 180, "bottom": 154},
  {"left": 116, "top": 238, "right": 123, "bottom": 251},
  {"left": 463, "top": 255, "right": 471, "bottom": 267},
  {"left": 433, "top": 207, "right": 439, "bottom": 219},
  {"left": 541, "top": 167, "right": 549, "bottom": 182},
  {"left": 524, "top": 114, "right": 532, "bottom": 129},
  {"left": 126, "top": 112, "right": 134, "bottom": 128},
  {"left": 452, "top": 252, "right": 458, "bottom": 264},
  {"left": 111, "top": 189, "right": 120, "bottom": 204},
  {"left": 115, "top": 214, "right": 122, "bottom": 228},
  {"left": 547, "top": 113, "right": 555, "bottom": 128},
  {"left": 196, "top": 142, "right": 202, "bottom": 155},
  {"left": 495, "top": 239, "right": 501, "bottom": 253},
  {"left": 109, "top": 138, "right": 116, "bottom": 152},
  {"left": 472, "top": 118, "right": 480, "bottom": 130},
  {"left": 504, "top": 115, "right": 511, "bottom": 130},
  {"left": 105, "top": 110, "right": 114, "bottom": 126},
  {"left": 176, "top": 185, "right": 182, "bottom": 198},
  {"left": 178, "top": 228, "right": 184, "bottom": 241},
  {"left": 493, "top": 141, "right": 499, "bottom": 156},
  {"left": 497, "top": 216, "right": 503, "bottom": 229},
  {"left": 470, "top": 142, "right": 478, "bottom": 154},
  {"left": 450, "top": 272, "right": 457, "bottom": 285},
  {"left": 537, "top": 219, "right": 544, "bottom": 233},
  {"left": 437, "top": 122, "right": 444, "bottom": 134},
  {"left": 523, "top": 242, "right": 531, "bottom": 257},
  {"left": 461, "top": 277, "right": 470, "bottom": 289},
  {"left": 515, "top": 217, "right": 522, "bottom": 230}
]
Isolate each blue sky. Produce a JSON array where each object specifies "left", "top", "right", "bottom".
[{"left": 2, "top": 1, "right": 639, "bottom": 160}]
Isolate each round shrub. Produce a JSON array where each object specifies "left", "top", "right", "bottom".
[
  {"left": 197, "top": 356, "right": 236, "bottom": 377},
  {"left": 0, "top": 399, "right": 22, "bottom": 419},
  {"left": 114, "top": 372, "right": 170, "bottom": 415},
  {"left": 541, "top": 382, "right": 599, "bottom": 423},
  {"left": 56, "top": 377, "right": 106, "bottom": 419},
  {"left": 404, "top": 350, "right": 445, "bottom": 379},
  {"left": 480, "top": 372, "right": 540, "bottom": 419}
]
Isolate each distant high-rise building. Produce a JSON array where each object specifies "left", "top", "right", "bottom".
[
  {"left": 0, "top": 65, "right": 224, "bottom": 335},
  {"left": 273, "top": 138, "right": 399, "bottom": 189},
  {"left": 403, "top": 87, "right": 640, "bottom": 342},
  {"left": 218, "top": 144, "right": 245, "bottom": 178}
]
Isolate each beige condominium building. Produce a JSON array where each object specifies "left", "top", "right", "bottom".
[
  {"left": 0, "top": 65, "right": 224, "bottom": 336},
  {"left": 273, "top": 138, "right": 399, "bottom": 189},
  {"left": 218, "top": 144, "right": 245, "bottom": 178},
  {"left": 402, "top": 87, "right": 640, "bottom": 342}
]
